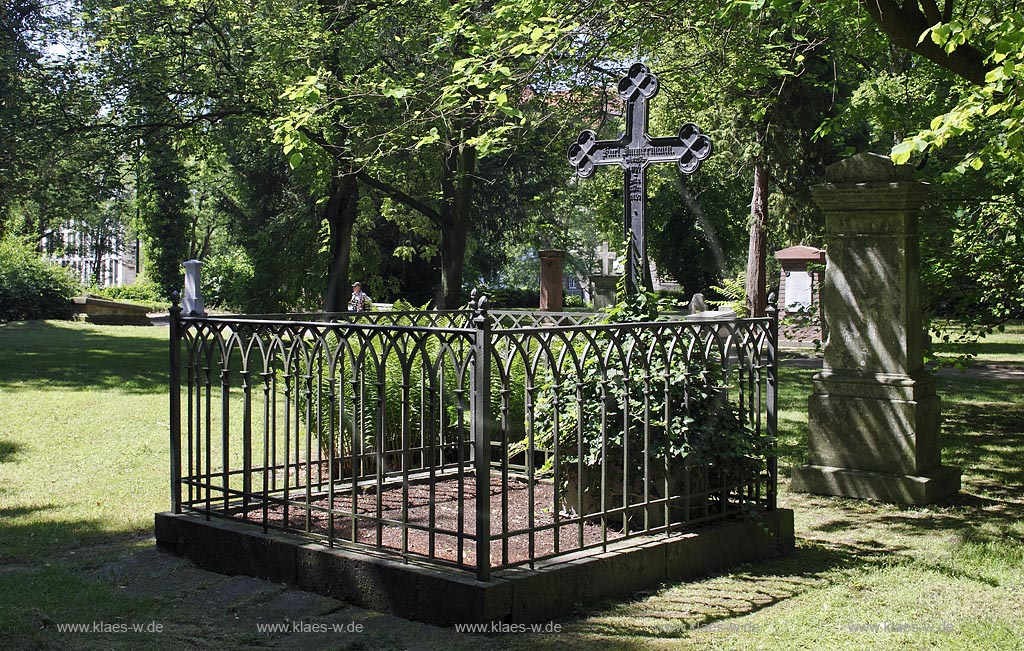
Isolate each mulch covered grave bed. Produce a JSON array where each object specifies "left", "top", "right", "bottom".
[{"left": 245, "top": 476, "right": 629, "bottom": 568}]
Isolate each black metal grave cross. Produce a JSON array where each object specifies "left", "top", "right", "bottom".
[{"left": 568, "top": 63, "right": 712, "bottom": 296}]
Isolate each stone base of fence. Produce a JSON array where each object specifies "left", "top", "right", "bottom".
[{"left": 155, "top": 509, "right": 794, "bottom": 626}]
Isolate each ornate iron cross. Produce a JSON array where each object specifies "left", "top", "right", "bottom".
[{"left": 568, "top": 63, "right": 712, "bottom": 296}]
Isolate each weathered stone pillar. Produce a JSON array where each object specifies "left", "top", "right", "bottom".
[
  {"left": 790, "top": 153, "right": 961, "bottom": 504},
  {"left": 539, "top": 249, "right": 565, "bottom": 311},
  {"left": 182, "top": 259, "right": 205, "bottom": 316}
]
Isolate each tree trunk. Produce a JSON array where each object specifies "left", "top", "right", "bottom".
[
  {"left": 745, "top": 163, "right": 769, "bottom": 318},
  {"left": 439, "top": 218, "right": 468, "bottom": 309},
  {"left": 437, "top": 137, "right": 476, "bottom": 309},
  {"left": 323, "top": 173, "right": 359, "bottom": 312}
]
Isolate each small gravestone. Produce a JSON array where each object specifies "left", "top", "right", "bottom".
[
  {"left": 790, "top": 153, "right": 961, "bottom": 504},
  {"left": 774, "top": 245, "right": 824, "bottom": 313},
  {"left": 688, "top": 292, "right": 707, "bottom": 314},
  {"left": 183, "top": 259, "right": 205, "bottom": 316}
]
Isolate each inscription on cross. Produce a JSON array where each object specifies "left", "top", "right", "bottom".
[{"left": 568, "top": 63, "right": 712, "bottom": 296}]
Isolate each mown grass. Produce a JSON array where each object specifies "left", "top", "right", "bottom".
[
  {"left": 0, "top": 319, "right": 1021, "bottom": 650},
  {"left": 931, "top": 321, "right": 1024, "bottom": 367}
]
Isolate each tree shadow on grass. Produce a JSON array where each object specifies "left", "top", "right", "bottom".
[
  {"left": 941, "top": 398, "right": 1024, "bottom": 492},
  {"left": 0, "top": 503, "right": 139, "bottom": 566},
  {"left": 516, "top": 534, "right": 907, "bottom": 651},
  {"left": 0, "top": 440, "right": 23, "bottom": 463},
  {"left": 512, "top": 377, "right": 1024, "bottom": 650},
  {"left": 934, "top": 341, "right": 1024, "bottom": 359},
  {"left": 0, "top": 321, "right": 167, "bottom": 394}
]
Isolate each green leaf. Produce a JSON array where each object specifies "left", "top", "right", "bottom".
[{"left": 890, "top": 140, "right": 916, "bottom": 165}]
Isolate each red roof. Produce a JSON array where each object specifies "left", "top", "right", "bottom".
[{"left": 774, "top": 245, "right": 825, "bottom": 262}]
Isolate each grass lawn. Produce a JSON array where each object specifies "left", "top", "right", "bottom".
[{"left": 0, "top": 319, "right": 1021, "bottom": 650}]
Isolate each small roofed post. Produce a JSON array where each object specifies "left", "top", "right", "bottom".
[
  {"left": 568, "top": 63, "right": 712, "bottom": 298},
  {"left": 539, "top": 249, "right": 565, "bottom": 311},
  {"left": 774, "top": 245, "right": 826, "bottom": 314},
  {"left": 182, "top": 260, "right": 205, "bottom": 316}
]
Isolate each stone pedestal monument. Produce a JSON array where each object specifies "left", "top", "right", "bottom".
[
  {"left": 539, "top": 249, "right": 565, "bottom": 311},
  {"left": 790, "top": 153, "right": 961, "bottom": 505}
]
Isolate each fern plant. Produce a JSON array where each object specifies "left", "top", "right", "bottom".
[{"left": 708, "top": 272, "right": 748, "bottom": 318}]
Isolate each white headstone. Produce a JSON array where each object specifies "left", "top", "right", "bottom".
[{"left": 787, "top": 270, "right": 812, "bottom": 309}]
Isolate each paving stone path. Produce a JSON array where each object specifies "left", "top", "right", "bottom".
[{"left": 83, "top": 539, "right": 503, "bottom": 651}]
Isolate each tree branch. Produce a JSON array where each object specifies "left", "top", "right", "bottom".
[
  {"left": 919, "top": 0, "right": 944, "bottom": 25},
  {"left": 355, "top": 170, "right": 442, "bottom": 226},
  {"left": 860, "top": 0, "right": 989, "bottom": 85}
]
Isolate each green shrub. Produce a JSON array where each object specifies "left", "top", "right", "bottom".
[
  {"left": 708, "top": 272, "right": 748, "bottom": 317},
  {"left": 85, "top": 278, "right": 168, "bottom": 310},
  {"left": 513, "top": 285, "right": 767, "bottom": 529},
  {"left": 475, "top": 286, "right": 540, "bottom": 309},
  {"left": 563, "top": 293, "right": 586, "bottom": 308},
  {"left": 0, "top": 236, "right": 79, "bottom": 321},
  {"left": 203, "top": 250, "right": 255, "bottom": 311}
]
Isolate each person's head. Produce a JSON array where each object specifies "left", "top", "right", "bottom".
[{"left": 352, "top": 282, "right": 361, "bottom": 292}]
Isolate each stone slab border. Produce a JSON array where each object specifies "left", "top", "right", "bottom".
[{"left": 155, "top": 509, "right": 794, "bottom": 626}]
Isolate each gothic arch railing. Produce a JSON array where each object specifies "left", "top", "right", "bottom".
[{"left": 168, "top": 300, "right": 777, "bottom": 581}]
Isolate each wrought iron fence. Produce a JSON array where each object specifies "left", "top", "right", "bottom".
[{"left": 169, "top": 296, "right": 777, "bottom": 581}]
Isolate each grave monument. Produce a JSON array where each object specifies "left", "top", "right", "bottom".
[{"left": 790, "top": 153, "right": 961, "bottom": 504}]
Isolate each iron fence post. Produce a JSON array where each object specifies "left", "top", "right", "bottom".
[
  {"left": 169, "top": 291, "right": 183, "bottom": 514},
  {"left": 766, "top": 295, "right": 779, "bottom": 511},
  {"left": 471, "top": 291, "right": 492, "bottom": 581}
]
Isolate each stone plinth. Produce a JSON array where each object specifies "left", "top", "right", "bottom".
[
  {"left": 72, "top": 295, "right": 152, "bottom": 326},
  {"left": 790, "top": 153, "right": 961, "bottom": 505},
  {"left": 156, "top": 508, "right": 793, "bottom": 626},
  {"left": 539, "top": 250, "right": 565, "bottom": 311},
  {"left": 589, "top": 274, "right": 619, "bottom": 309}
]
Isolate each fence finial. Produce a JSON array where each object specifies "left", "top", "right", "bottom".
[
  {"left": 471, "top": 288, "right": 489, "bottom": 322},
  {"left": 170, "top": 290, "right": 182, "bottom": 313}
]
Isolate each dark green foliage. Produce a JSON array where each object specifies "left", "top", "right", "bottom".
[
  {"left": 137, "top": 134, "right": 189, "bottom": 299},
  {"left": 0, "top": 236, "right": 78, "bottom": 321},
  {"left": 477, "top": 286, "right": 540, "bottom": 309},
  {"left": 223, "top": 139, "right": 324, "bottom": 313},
  {"left": 84, "top": 279, "right": 168, "bottom": 310},
  {"left": 515, "top": 290, "right": 768, "bottom": 527},
  {"left": 202, "top": 250, "right": 254, "bottom": 311}
]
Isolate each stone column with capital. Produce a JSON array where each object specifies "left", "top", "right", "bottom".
[
  {"left": 790, "top": 153, "right": 961, "bottom": 504},
  {"left": 538, "top": 249, "right": 566, "bottom": 311}
]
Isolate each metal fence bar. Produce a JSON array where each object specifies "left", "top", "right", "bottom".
[
  {"left": 471, "top": 296, "right": 492, "bottom": 581},
  {"left": 169, "top": 294, "right": 182, "bottom": 514},
  {"left": 766, "top": 302, "right": 779, "bottom": 511}
]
